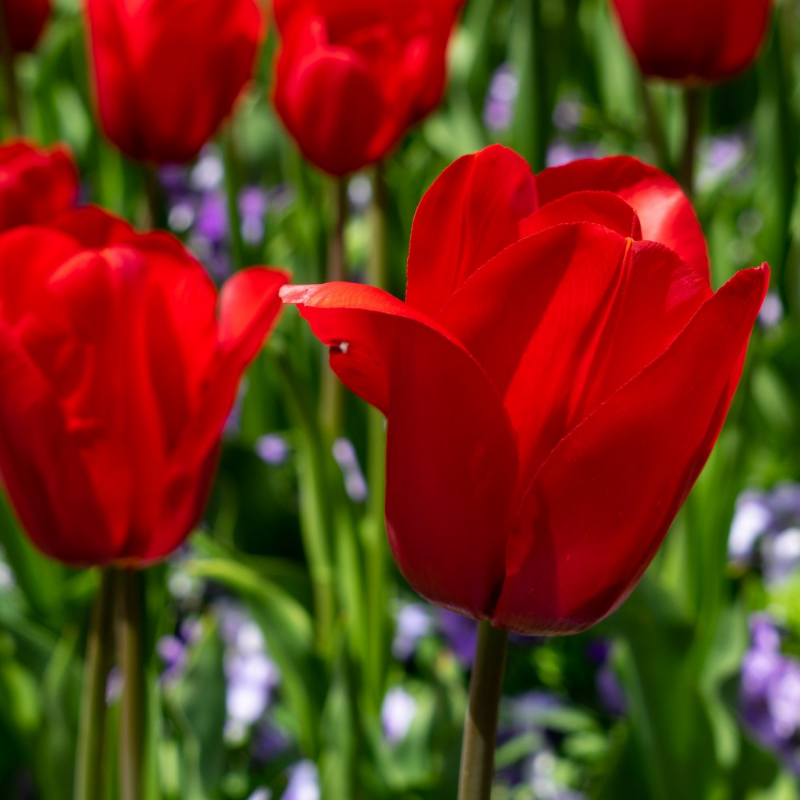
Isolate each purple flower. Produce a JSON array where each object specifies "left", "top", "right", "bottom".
[
  {"left": 546, "top": 141, "right": 600, "bottom": 168},
  {"left": 239, "top": 186, "right": 269, "bottom": 246},
  {"left": 759, "top": 292, "right": 784, "bottom": 329},
  {"left": 483, "top": 64, "right": 518, "bottom": 133},
  {"left": 332, "top": 438, "right": 368, "bottom": 503},
  {"left": 281, "top": 761, "right": 320, "bottom": 800},
  {"left": 437, "top": 609, "right": 478, "bottom": 667},
  {"left": 392, "top": 603, "right": 434, "bottom": 660},
  {"left": 381, "top": 687, "right": 417, "bottom": 745},
  {"left": 195, "top": 192, "right": 228, "bottom": 245},
  {"left": 256, "top": 434, "right": 290, "bottom": 467},
  {"left": 697, "top": 134, "right": 747, "bottom": 191}
]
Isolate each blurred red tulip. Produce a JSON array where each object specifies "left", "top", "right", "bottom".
[
  {"left": 0, "top": 139, "right": 78, "bottom": 231},
  {"left": 611, "top": 0, "right": 772, "bottom": 83},
  {"left": 0, "top": 207, "right": 288, "bottom": 566},
  {"left": 283, "top": 145, "right": 768, "bottom": 635},
  {"left": 84, "top": 0, "right": 265, "bottom": 164},
  {"left": 1, "top": 0, "right": 50, "bottom": 53},
  {"left": 272, "top": 0, "right": 464, "bottom": 176}
]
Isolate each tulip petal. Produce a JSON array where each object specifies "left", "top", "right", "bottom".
[
  {"left": 0, "top": 322, "right": 116, "bottom": 565},
  {"left": 282, "top": 281, "right": 519, "bottom": 618},
  {"left": 406, "top": 145, "right": 538, "bottom": 317},
  {"left": 535, "top": 156, "right": 709, "bottom": 282},
  {"left": 437, "top": 223, "right": 711, "bottom": 484},
  {"left": 150, "top": 268, "right": 290, "bottom": 561},
  {"left": 519, "top": 190, "right": 642, "bottom": 240},
  {"left": 492, "top": 265, "right": 769, "bottom": 635}
]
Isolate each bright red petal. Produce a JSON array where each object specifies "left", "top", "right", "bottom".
[
  {"left": 282, "top": 281, "right": 518, "bottom": 618},
  {"left": 406, "top": 145, "right": 538, "bottom": 317},
  {"left": 492, "top": 265, "right": 769, "bottom": 635},
  {"left": 535, "top": 156, "right": 709, "bottom": 283},
  {"left": 0, "top": 322, "right": 116, "bottom": 564},
  {"left": 437, "top": 223, "right": 711, "bottom": 486}
]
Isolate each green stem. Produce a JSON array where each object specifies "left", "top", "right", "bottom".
[
  {"left": 679, "top": 88, "right": 703, "bottom": 200},
  {"left": 319, "top": 178, "right": 348, "bottom": 440},
  {"left": 0, "top": 0, "right": 22, "bottom": 136},
  {"left": 222, "top": 127, "right": 246, "bottom": 270},
  {"left": 363, "top": 162, "right": 389, "bottom": 706},
  {"left": 512, "top": 0, "right": 549, "bottom": 172},
  {"left": 142, "top": 165, "right": 167, "bottom": 231},
  {"left": 74, "top": 571, "right": 115, "bottom": 800},
  {"left": 116, "top": 569, "right": 145, "bottom": 800},
  {"left": 638, "top": 78, "right": 671, "bottom": 174},
  {"left": 274, "top": 348, "right": 336, "bottom": 655},
  {"left": 457, "top": 622, "right": 509, "bottom": 800}
]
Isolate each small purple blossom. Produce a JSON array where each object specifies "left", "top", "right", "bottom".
[
  {"left": 484, "top": 64, "right": 518, "bottom": 133},
  {"left": 281, "top": 761, "right": 320, "bottom": 800},
  {"left": 546, "top": 141, "right": 600, "bottom": 168},
  {"left": 332, "top": 438, "right": 368, "bottom": 503},
  {"left": 552, "top": 98, "right": 583, "bottom": 133},
  {"left": 381, "top": 687, "right": 417, "bottom": 745},
  {"left": 256, "top": 434, "right": 290, "bottom": 467},
  {"left": 437, "top": 609, "right": 478, "bottom": 667},
  {"left": 393, "top": 603, "right": 434, "bottom": 660},
  {"left": 759, "top": 291, "right": 784, "bottom": 330},
  {"left": 697, "top": 134, "right": 747, "bottom": 191}
]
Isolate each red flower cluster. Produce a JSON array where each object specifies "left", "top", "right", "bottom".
[
  {"left": 84, "top": 0, "right": 265, "bottom": 163},
  {"left": 0, "top": 140, "right": 78, "bottom": 232},
  {"left": 1, "top": 0, "right": 50, "bottom": 53},
  {"left": 0, "top": 207, "right": 287, "bottom": 566},
  {"left": 273, "top": 0, "right": 464, "bottom": 176},
  {"left": 284, "top": 145, "right": 768, "bottom": 635},
  {"left": 612, "top": 0, "right": 772, "bottom": 83}
]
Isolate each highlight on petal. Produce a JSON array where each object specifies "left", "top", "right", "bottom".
[{"left": 492, "top": 264, "right": 769, "bottom": 635}]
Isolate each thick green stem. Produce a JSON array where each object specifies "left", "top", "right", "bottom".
[
  {"left": 364, "top": 162, "right": 389, "bottom": 706},
  {"left": 0, "top": 1, "right": 22, "bottom": 136},
  {"left": 319, "top": 178, "right": 348, "bottom": 439},
  {"left": 222, "top": 127, "right": 246, "bottom": 269},
  {"left": 458, "top": 622, "right": 509, "bottom": 800},
  {"left": 74, "top": 571, "right": 115, "bottom": 800},
  {"left": 116, "top": 569, "right": 145, "bottom": 800},
  {"left": 679, "top": 88, "right": 703, "bottom": 201}
]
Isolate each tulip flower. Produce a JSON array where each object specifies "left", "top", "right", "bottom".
[
  {"left": 1, "top": 0, "right": 50, "bottom": 53},
  {"left": 0, "top": 207, "right": 288, "bottom": 566},
  {"left": 611, "top": 0, "right": 772, "bottom": 83},
  {"left": 84, "top": 0, "right": 265, "bottom": 163},
  {"left": 0, "top": 139, "right": 78, "bottom": 231},
  {"left": 272, "top": 0, "right": 464, "bottom": 176},
  {"left": 282, "top": 145, "right": 768, "bottom": 635}
]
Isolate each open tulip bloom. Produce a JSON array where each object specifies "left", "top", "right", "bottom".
[
  {"left": 0, "top": 207, "right": 288, "bottom": 567},
  {"left": 283, "top": 144, "right": 769, "bottom": 636}
]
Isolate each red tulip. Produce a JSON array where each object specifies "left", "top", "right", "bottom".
[
  {"left": 282, "top": 145, "right": 768, "bottom": 635},
  {"left": 1, "top": 0, "right": 50, "bottom": 54},
  {"left": 84, "top": 0, "right": 265, "bottom": 164},
  {"left": 272, "top": 0, "right": 464, "bottom": 176},
  {"left": 611, "top": 0, "right": 772, "bottom": 83},
  {"left": 0, "top": 139, "right": 78, "bottom": 232},
  {"left": 0, "top": 207, "right": 288, "bottom": 566}
]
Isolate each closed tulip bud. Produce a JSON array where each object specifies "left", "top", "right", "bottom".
[
  {"left": 0, "top": 207, "right": 288, "bottom": 566},
  {"left": 1, "top": 0, "right": 50, "bottom": 54},
  {"left": 272, "top": 0, "right": 464, "bottom": 176},
  {"left": 0, "top": 139, "right": 78, "bottom": 231},
  {"left": 611, "top": 0, "right": 772, "bottom": 83},
  {"left": 84, "top": 0, "right": 265, "bottom": 164},
  {"left": 283, "top": 145, "right": 768, "bottom": 635}
]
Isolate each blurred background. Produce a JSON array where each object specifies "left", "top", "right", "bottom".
[{"left": 3, "top": 0, "right": 800, "bottom": 798}]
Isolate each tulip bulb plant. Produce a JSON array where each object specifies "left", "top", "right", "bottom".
[{"left": 283, "top": 144, "right": 768, "bottom": 798}]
